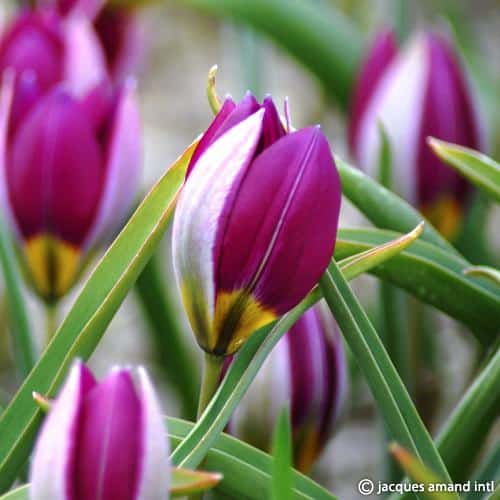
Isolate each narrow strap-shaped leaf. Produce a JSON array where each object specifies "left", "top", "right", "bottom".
[
  {"left": 0, "top": 215, "right": 36, "bottom": 379},
  {"left": 0, "top": 141, "right": 197, "bottom": 492},
  {"left": 428, "top": 139, "right": 500, "bottom": 203},
  {"left": 335, "top": 228, "right": 500, "bottom": 344},
  {"left": 271, "top": 407, "right": 293, "bottom": 500},
  {"left": 334, "top": 156, "right": 461, "bottom": 258},
  {"left": 319, "top": 260, "right": 454, "bottom": 490}
]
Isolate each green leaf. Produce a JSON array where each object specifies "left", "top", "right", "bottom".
[
  {"left": 271, "top": 407, "right": 293, "bottom": 500},
  {"left": 0, "top": 140, "right": 197, "bottom": 492},
  {"left": 335, "top": 228, "right": 500, "bottom": 345},
  {"left": 465, "top": 443, "right": 500, "bottom": 500},
  {"left": 464, "top": 266, "right": 500, "bottom": 287},
  {"left": 428, "top": 139, "right": 500, "bottom": 203},
  {"left": 319, "top": 260, "right": 455, "bottom": 494},
  {"left": 0, "top": 215, "right": 36, "bottom": 379},
  {"left": 172, "top": 0, "right": 363, "bottom": 108},
  {"left": 335, "top": 156, "right": 460, "bottom": 257},
  {"left": 435, "top": 347, "right": 500, "bottom": 482},
  {"left": 134, "top": 252, "right": 199, "bottom": 419},
  {"left": 171, "top": 467, "right": 222, "bottom": 497},
  {"left": 0, "top": 466, "right": 222, "bottom": 499},
  {"left": 168, "top": 417, "right": 336, "bottom": 500},
  {"left": 389, "top": 443, "right": 456, "bottom": 500},
  {"left": 169, "top": 230, "right": 432, "bottom": 473}
]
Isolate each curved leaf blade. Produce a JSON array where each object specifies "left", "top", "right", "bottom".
[
  {"left": 429, "top": 139, "right": 500, "bottom": 203},
  {"left": 335, "top": 228, "right": 500, "bottom": 344},
  {"left": 0, "top": 141, "right": 197, "bottom": 492}
]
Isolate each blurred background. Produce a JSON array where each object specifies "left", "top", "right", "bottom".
[{"left": 0, "top": 0, "right": 499, "bottom": 497}]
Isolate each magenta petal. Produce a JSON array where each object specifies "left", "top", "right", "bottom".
[
  {"left": 83, "top": 79, "right": 140, "bottom": 249},
  {"left": 187, "top": 97, "right": 236, "bottom": 176},
  {"left": 0, "top": 11, "right": 63, "bottom": 92},
  {"left": 74, "top": 369, "right": 142, "bottom": 500},
  {"left": 0, "top": 75, "right": 20, "bottom": 239},
  {"left": 30, "top": 361, "right": 96, "bottom": 500},
  {"left": 62, "top": 15, "right": 108, "bottom": 97},
  {"left": 215, "top": 127, "right": 341, "bottom": 314},
  {"left": 416, "top": 33, "right": 481, "bottom": 206},
  {"left": 348, "top": 28, "right": 398, "bottom": 157},
  {"left": 7, "top": 90, "right": 104, "bottom": 244},
  {"left": 259, "top": 96, "right": 286, "bottom": 150}
]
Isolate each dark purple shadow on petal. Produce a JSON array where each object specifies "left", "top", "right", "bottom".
[
  {"left": 7, "top": 89, "right": 104, "bottom": 244},
  {"left": 258, "top": 96, "right": 286, "bottom": 152},
  {"left": 416, "top": 33, "right": 480, "bottom": 206},
  {"left": 74, "top": 370, "right": 142, "bottom": 500},
  {"left": 348, "top": 28, "right": 398, "bottom": 159}
]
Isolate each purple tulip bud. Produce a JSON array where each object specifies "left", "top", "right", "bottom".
[
  {"left": 227, "top": 304, "right": 347, "bottom": 472},
  {"left": 0, "top": 8, "right": 107, "bottom": 106},
  {"left": 349, "top": 30, "right": 483, "bottom": 239},
  {"left": 172, "top": 94, "right": 341, "bottom": 356},
  {"left": 0, "top": 75, "right": 141, "bottom": 300},
  {"left": 30, "top": 361, "right": 170, "bottom": 500}
]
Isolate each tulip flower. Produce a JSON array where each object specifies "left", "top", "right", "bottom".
[
  {"left": 30, "top": 361, "right": 170, "bottom": 500},
  {"left": 0, "top": 7, "right": 107, "bottom": 102},
  {"left": 172, "top": 93, "right": 341, "bottom": 356},
  {"left": 39, "top": 0, "right": 144, "bottom": 81},
  {"left": 0, "top": 75, "right": 141, "bottom": 301},
  {"left": 227, "top": 304, "right": 347, "bottom": 472},
  {"left": 348, "top": 29, "right": 483, "bottom": 239}
]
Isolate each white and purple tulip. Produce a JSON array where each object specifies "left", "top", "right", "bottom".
[
  {"left": 172, "top": 93, "right": 342, "bottom": 356},
  {"left": 348, "top": 29, "right": 483, "bottom": 239},
  {"left": 226, "top": 304, "right": 347, "bottom": 472},
  {"left": 39, "top": 0, "right": 144, "bottom": 82},
  {"left": 0, "top": 73, "right": 141, "bottom": 301},
  {"left": 30, "top": 361, "right": 170, "bottom": 500}
]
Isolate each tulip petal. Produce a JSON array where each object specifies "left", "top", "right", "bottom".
[
  {"left": 74, "top": 369, "right": 142, "bottom": 500},
  {"left": 348, "top": 29, "right": 398, "bottom": 153},
  {"left": 0, "top": 73, "right": 20, "bottom": 239},
  {"left": 30, "top": 361, "right": 96, "bottom": 500},
  {"left": 8, "top": 89, "right": 104, "bottom": 245},
  {"left": 356, "top": 37, "right": 428, "bottom": 203},
  {"left": 0, "top": 11, "right": 63, "bottom": 93},
  {"left": 94, "top": 7, "right": 144, "bottom": 81},
  {"left": 173, "top": 109, "right": 265, "bottom": 352},
  {"left": 187, "top": 97, "right": 236, "bottom": 176},
  {"left": 416, "top": 33, "right": 480, "bottom": 207},
  {"left": 62, "top": 15, "right": 107, "bottom": 96},
  {"left": 215, "top": 127, "right": 340, "bottom": 316},
  {"left": 83, "top": 80, "right": 141, "bottom": 249},
  {"left": 135, "top": 368, "right": 170, "bottom": 499}
]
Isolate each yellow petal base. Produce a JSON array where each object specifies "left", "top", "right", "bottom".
[
  {"left": 213, "top": 290, "right": 277, "bottom": 355},
  {"left": 24, "top": 234, "right": 81, "bottom": 301},
  {"left": 421, "top": 195, "right": 462, "bottom": 241}
]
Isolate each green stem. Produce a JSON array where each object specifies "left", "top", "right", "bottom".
[
  {"left": 44, "top": 303, "right": 58, "bottom": 343},
  {"left": 198, "top": 353, "right": 224, "bottom": 418}
]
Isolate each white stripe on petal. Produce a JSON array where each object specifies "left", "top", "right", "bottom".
[
  {"left": 172, "top": 110, "right": 264, "bottom": 343},
  {"left": 0, "top": 72, "right": 20, "bottom": 240},
  {"left": 30, "top": 362, "right": 88, "bottom": 500},
  {"left": 83, "top": 80, "right": 141, "bottom": 250},
  {"left": 63, "top": 15, "right": 108, "bottom": 97},
  {"left": 357, "top": 36, "right": 428, "bottom": 204},
  {"left": 135, "top": 368, "right": 170, "bottom": 500}
]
